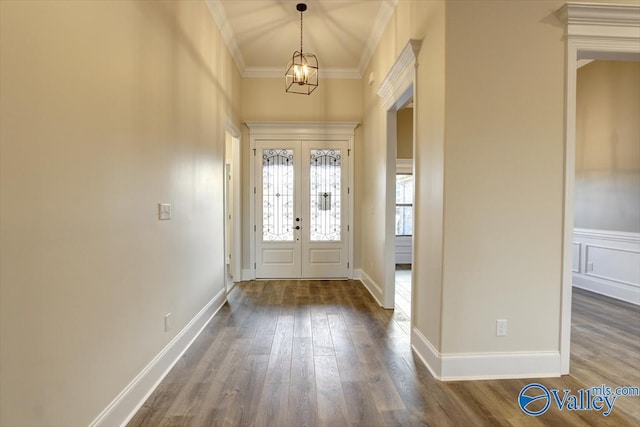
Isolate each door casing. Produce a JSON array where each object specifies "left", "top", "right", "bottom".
[
  {"left": 255, "top": 139, "right": 349, "bottom": 278},
  {"left": 247, "top": 122, "right": 358, "bottom": 280}
]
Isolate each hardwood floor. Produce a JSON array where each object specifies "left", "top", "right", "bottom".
[
  {"left": 129, "top": 281, "right": 639, "bottom": 427},
  {"left": 394, "top": 266, "right": 411, "bottom": 336},
  {"left": 570, "top": 287, "right": 640, "bottom": 423}
]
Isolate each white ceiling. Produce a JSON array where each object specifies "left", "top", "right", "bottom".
[{"left": 206, "top": 0, "right": 397, "bottom": 79}]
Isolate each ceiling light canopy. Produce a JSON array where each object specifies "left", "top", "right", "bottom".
[{"left": 285, "top": 3, "right": 318, "bottom": 95}]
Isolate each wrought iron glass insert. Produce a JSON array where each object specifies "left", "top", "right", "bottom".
[
  {"left": 263, "top": 149, "right": 295, "bottom": 241},
  {"left": 310, "top": 149, "right": 341, "bottom": 241}
]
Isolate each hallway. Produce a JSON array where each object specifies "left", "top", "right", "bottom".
[{"left": 128, "top": 281, "right": 637, "bottom": 426}]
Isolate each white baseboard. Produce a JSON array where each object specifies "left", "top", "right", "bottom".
[
  {"left": 90, "top": 288, "right": 227, "bottom": 427},
  {"left": 573, "top": 277, "right": 640, "bottom": 305},
  {"left": 411, "top": 327, "right": 441, "bottom": 379},
  {"left": 439, "top": 351, "right": 561, "bottom": 381},
  {"left": 241, "top": 268, "right": 254, "bottom": 281},
  {"left": 411, "top": 327, "right": 560, "bottom": 381},
  {"left": 354, "top": 268, "right": 383, "bottom": 307}
]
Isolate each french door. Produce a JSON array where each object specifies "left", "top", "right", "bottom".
[{"left": 255, "top": 139, "right": 349, "bottom": 279}]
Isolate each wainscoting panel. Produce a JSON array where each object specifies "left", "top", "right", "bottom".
[
  {"left": 572, "top": 242, "right": 581, "bottom": 273},
  {"left": 396, "top": 236, "right": 412, "bottom": 264},
  {"left": 573, "top": 228, "right": 640, "bottom": 305}
]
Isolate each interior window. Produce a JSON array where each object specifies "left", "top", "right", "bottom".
[{"left": 396, "top": 174, "right": 413, "bottom": 236}]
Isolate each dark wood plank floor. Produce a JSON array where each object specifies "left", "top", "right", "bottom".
[{"left": 129, "top": 280, "right": 640, "bottom": 426}]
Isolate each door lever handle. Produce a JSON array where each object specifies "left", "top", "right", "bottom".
[{"left": 295, "top": 226, "right": 301, "bottom": 230}]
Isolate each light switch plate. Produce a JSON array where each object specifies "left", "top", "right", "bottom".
[
  {"left": 496, "top": 319, "right": 507, "bottom": 337},
  {"left": 159, "top": 203, "right": 171, "bottom": 220},
  {"left": 164, "top": 312, "right": 172, "bottom": 332}
]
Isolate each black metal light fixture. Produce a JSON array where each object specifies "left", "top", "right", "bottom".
[{"left": 285, "top": 3, "right": 318, "bottom": 95}]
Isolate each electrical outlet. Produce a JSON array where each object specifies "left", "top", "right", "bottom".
[
  {"left": 159, "top": 203, "right": 171, "bottom": 220},
  {"left": 587, "top": 262, "right": 594, "bottom": 272},
  {"left": 496, "top": 319, "right": 507, "bottom": 337},
  {"left": 164, "top": 312, "right": 173, "bottom": 332}
]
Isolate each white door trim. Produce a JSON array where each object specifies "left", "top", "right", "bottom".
[
  {"left": 556, "top": 2, "right": 640, "bottom": 375},
  {"left": 223, "top": 120, "right": 242, "bottom": 288},
  {"left": 376, "top": 40, "right": 422, "bottom": 309},
  {"left": 246, "top": 122, "right": 358, "bottom": 280}
]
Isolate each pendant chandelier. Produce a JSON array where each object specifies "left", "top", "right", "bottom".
[{"left": 285, "top": 3, "right": 318, "bottom": 95}]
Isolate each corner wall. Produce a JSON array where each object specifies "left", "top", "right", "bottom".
[
  {"left": 0, "top": 1, "right": 241, "bottom": 425},
  {"left": 441, "top": 0, "right": 565, "bottom": 359},
  {"left": 361, "top": 0, "right": 568, "bottom": 379}
]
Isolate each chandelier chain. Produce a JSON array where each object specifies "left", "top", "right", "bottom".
[
  {"left": 300, "top": 10, "right": 303, "bottom": 54},
  {"left": 285, "top": 3, "right": 317, "bottom": 95}
]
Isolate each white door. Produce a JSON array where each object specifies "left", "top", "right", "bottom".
[{"left": 255, "top": 139, "right": 349, "bottom": 279}]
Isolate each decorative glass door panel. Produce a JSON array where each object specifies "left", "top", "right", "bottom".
[
  {"left": 263, "top": 149, "right": 295, "bottom": 241},
  {"left": 255, "top": 142, "right": 301, "bottom": 278},
  {"left": 255, "top": 139, "right": 349, "bottom": 279},
  {"left": 310, "top": 149, "right": 341, "bottom": 242}
]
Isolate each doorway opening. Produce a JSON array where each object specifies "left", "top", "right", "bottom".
[
  {"left": 394, "top": 103, "right": 414, "bottom": 334},
  {"left": 569, "top": 59, "right": 640, "bottom": 421},
  {"left": 559, "top": 3, "right": 640, "bottom": 380},
  {"left": 254, "top": 139, "right": 350, "bottom": 279},
  {"left": 246, "top": 122, "right": 357, "bottom": 281},
  {"left": 376, "top": 40, "right": 421, "bottom": 338}
]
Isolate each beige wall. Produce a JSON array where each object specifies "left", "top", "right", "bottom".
[
  {"left": 441, "top": 0, "right": 565, "bottom": 353},
  {"left": 397, "top": 108, "right": 414, "bottom": 159},
  {"left": 575, "top": 61, "right": 640, "bottom": 233},
  {"left": 240, "top": 78, "right": 363, "bottom": 271},
  {"left": 361, "top": 0, "right": 566, "bottom": 356},
  {"left": 0, "top": 1, "right": 241, "bottom": 425}
]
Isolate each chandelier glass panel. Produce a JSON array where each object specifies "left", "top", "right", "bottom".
[{"left": 285, "top": 3, "right": 318, "bottom": 95}]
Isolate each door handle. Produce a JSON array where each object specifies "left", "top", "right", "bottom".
[{"left": 295, "top": 226, "right": 301, "bottom": 230}]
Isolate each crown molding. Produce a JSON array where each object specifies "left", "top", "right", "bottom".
[
  {"left": 556, "top": 2, "right": 640, "bottom": 27},
  {"left": 205, "top": 0, "right": 245, "bottom": 74},
  {"left": 555, "top": 2, "right": 640, "bottom": 58},
  {"left": 358, "top": 0, "right": 398, "bottom": 77}
]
